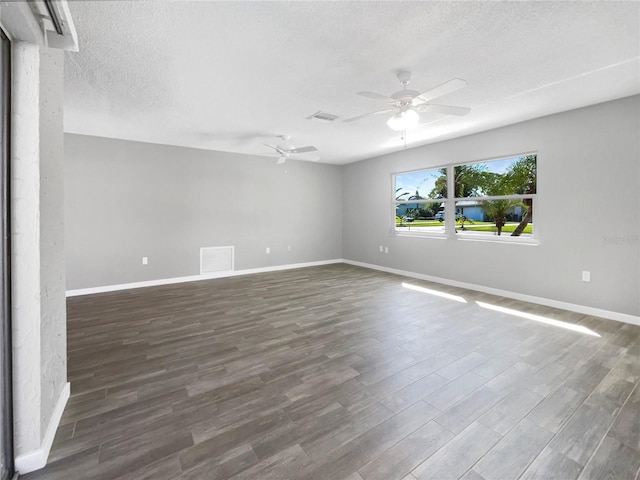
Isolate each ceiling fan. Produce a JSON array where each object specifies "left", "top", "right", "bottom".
[
  {"left": 263, "top": 136, "right": 319, "bottom": 164},
  {"left": 344, "top": 72, "right": 471, "bottom": 130}
]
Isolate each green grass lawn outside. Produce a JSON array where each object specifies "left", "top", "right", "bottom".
[
  {"left": 461, "top": 223, "right": 533, "bottom": 234},
  {"left": 395, "top": 220, "right": 444, "bottom": 227},
  {"left": 396, "top": 219, "right": 533, "bottom": 234}
]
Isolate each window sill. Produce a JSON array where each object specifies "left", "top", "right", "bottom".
[
  {"left": 393, "top": 230, "right": 447, "bottom": 239},
  {"left": 456, "top": 234, "right": 539, "bottom": 245},
  {"left": 392, "top": 230, "right": 539, "bottom": 245}
]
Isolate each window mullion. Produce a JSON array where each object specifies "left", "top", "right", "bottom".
[{"left": 445, "top": 165, "right": 455, "bottom": 236}]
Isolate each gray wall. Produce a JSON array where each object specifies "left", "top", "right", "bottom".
[
  {"left": 38, "top": 48, "right": 67, "bottom": 438},
  {"left": 342, "top": 96, "right": 640, "bottom": 317},
  {"left": 64, "top": 135, "right": 343, "bottom": 289}
]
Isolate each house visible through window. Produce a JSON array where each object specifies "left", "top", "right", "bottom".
[
  {"left": 393, "top": 154, "right": 537, "bottom": 240},
  {"left": 394, "top": 167, "right": 447, "bottom": 234}
]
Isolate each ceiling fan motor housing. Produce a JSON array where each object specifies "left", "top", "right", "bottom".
[
  {"left": 391, "top": 90, "right": 421, "bottom": 103},
  {"left": 277, "top": 143, "right": 294, "bottom": 152}
]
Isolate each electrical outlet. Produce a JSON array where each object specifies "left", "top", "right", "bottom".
[
  {"left": 142, "top": 257, "right": 148, "bottom": 265},
  {"left": 379, "top": 245, "right": 383, "bottom": 253},
  {"left": 582, "top": 271, "right": 590, "bottom": 282},
  {"left": 384, "top": 247, "right": 389, "bottom": 254},
  {"left": 266, "top": 247, "right": 270, "bottom": 254}
]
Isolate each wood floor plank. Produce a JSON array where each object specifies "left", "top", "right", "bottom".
[
  {"left": 435, "top": 352, "right": 490, "bottom": 381},
  {"left": 411, "top": 422, "right": 501, "bottom": 480},
  {"left": 588, "top": 370, "right": 636, "bottom": 406},
  {"left": 546, "top": 399, "right": 620, "bottom": 466},
  {"left": 577, "top": 435, "right": 640, "bottom": 480},
  {"left": 353, "top": 400, "right": 440, "bottom": 459},
  {"left": 401, "top": 351, "right": 466, "bottom": 381},
  {"left": 606, "top": 394, "right": 640, "bottom": 451},
  {"left": 340, "top": 371, "right": 417, "bottom": 414},
  {"left": 472, "top": 350, "right": 521, "bottom": 380},
  {"left": 519, "top": 446, "right": 583, "bottom": 480},
  {"left": 459, "top": 470, "right": 487, "bottom": 480},
  {"left": 423, "top": 372, "right": 487, "bottom": 411},
  {"left": 433, "top": 385, "right": 506, "bottom": 435},
  {"left": 73, "top": 431, "right": 192, "bottom": 480},
  {"left": 252, "top": 402, "right": 351, "bottom": 461},
  {"left": 525, "top": 386, "right": 588, "bottom": 434},
  {"left": 114, "top": 455, "right": 184, "bottom": 480},
  {"left": 477, "top": 386, "right": 543, "bottom": 435},
  {"left": 344, "top": 473, "right": 365, "bottom": 480},
  {"left": 472, "top": 419, "right": 553, "bottom": 480},
  {"left": 98, "top": 425, "right": 194, "bottom": 464},
  {"left": 357, "top": 421, "right": 453, "bottom": 480},
  {"left": 297, "top": 440, "right": 370, "bottom": 480},
  {"left": 522, "top": 362, "right": 573, "bottom": 397},
  {"left": 561, "top": 360, "right": 611, "bottom": 395},
  {"left": 301, "top": 402, "right": 394, "bottom": 461},
  {"left": 379, "top": 374, "right": 449, "bottom": 414},
  {"left": 178, "top": 443, "right": 259, "bottom": 480},
  {"left": 20, "top": 264, "right": 640, "bottom": 480},
  {"left": 484, "top": 361, "right": 538, "bottom": 393},
  {"left": 180, "top": 409, "right": 291, "bottom": 470},
  {"left": 227, "top": 444, "right": 313, "bottom": 480}
]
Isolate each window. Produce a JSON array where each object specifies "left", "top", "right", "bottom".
[
  {"left": 394, "top": 167, "right": 447, "bottom": 234},
  {"left": 393, "top": 154, "right": 537, "bottom": 241}
]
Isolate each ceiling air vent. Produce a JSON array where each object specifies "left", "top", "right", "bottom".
[
  {"left": 200, "top": 246, "right": 234, "bottom": 275},
  {"left": 306, "top": 111, "right": 339, "bottom": 122}
]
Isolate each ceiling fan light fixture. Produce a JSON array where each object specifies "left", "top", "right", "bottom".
[{"left": 387, "top": 109, "right": 419, "bottom": 131}]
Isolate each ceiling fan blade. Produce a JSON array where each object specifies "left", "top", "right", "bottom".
[
  {"left": 357, "top": 91, "right": 395, "bottom": 102},
  {"left": 288, "top": 146, "right": 318, "bottom": 154},
  {"left": 344, "top": 109, "right": 396, "bottom": 123},
  {"left": 417, "top": 104, "right": 471, "bottom": 116},
  {"left": 416, "top": 78, "right": 467, "bottom": 103},
  {"left": 289, "top": 155, "right": 321, "bottom": 164},
  {"left": 263, "top": 143, "right": 284, "bottom": 154},
  {"left": 276, "top": 157, "right": 287, "bottom": 165}
]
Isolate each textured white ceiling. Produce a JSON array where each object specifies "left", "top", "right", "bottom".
[{"left": 64, "top": 1, "right": 640, "bottom": 164}]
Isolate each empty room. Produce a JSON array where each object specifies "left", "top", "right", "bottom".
[{"left": 1, "top": 1, "right": 639, "bottom": 479}]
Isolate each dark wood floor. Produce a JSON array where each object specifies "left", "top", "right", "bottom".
[{"left": 23, "top": 264, "right": 640, "bottom": 480}]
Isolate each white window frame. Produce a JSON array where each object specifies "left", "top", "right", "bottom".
[
  {"left": 392, "top": 153, "right": 538, "bottom": 244},
  {"left": 392, "top": 167, "right": 447, "bottom": 238}
]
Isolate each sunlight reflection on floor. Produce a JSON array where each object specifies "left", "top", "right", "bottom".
[
  {"left": 401, "top": 282, "right": 467, "bottom": 303},
  {"left": 476, "top": 301, "right": 601, "bottom": 337},
  {"left": 401, "top": 282, "right": 601, "bottom": 337}
]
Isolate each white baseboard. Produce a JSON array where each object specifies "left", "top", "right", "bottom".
[
  {"left": 15, "top": 382, "right": 70, "bottom": 474},
  {"left": 343, "top": 260, "right": 640, "bottom": 327},
  {"left": 66, "top": 259, "right": 343, "bottom": 297}
]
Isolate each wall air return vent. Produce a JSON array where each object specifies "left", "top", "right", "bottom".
[{"left": 200, "top": 246, "right": 234, "bottom": 275}]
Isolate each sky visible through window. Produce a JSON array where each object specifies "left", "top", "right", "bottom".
[
  {"left": 395, "top": 156, "right": 522, "bottom": 200},
  {"left": 465, "top": 157, "right": 517, "bottom": 175},
  {"left": 395, "top": 169, "right": 442, "bottom": 199}
]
